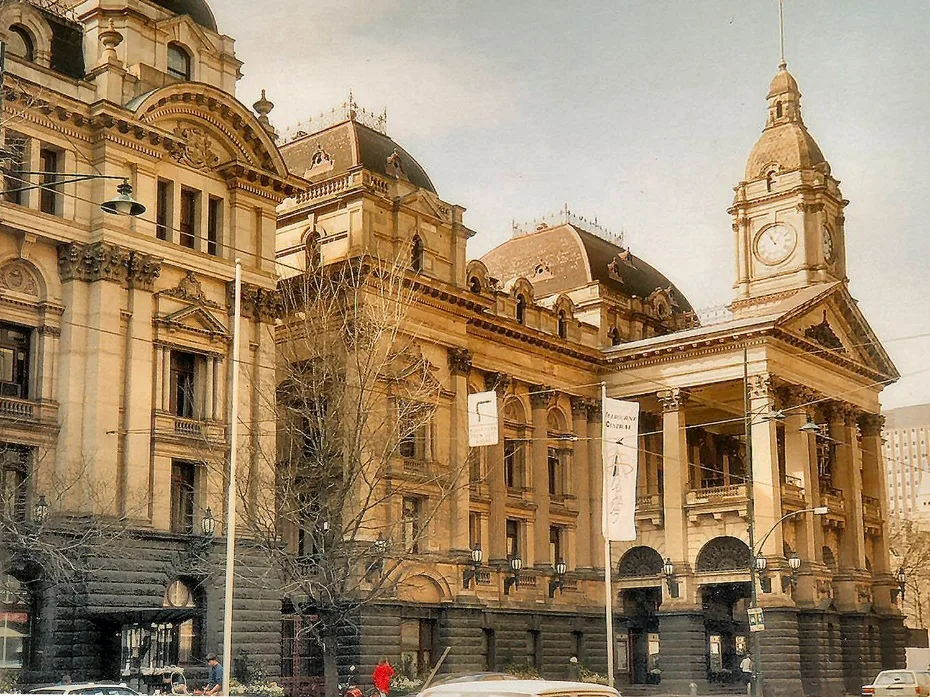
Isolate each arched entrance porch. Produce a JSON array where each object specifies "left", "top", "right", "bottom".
[{"left": 616, "top": 546, "right": 664, "bottom": 685}]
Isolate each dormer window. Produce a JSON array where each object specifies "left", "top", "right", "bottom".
[
  {"left": 557, "top": 311, "right": 567, "bottom": 339},
  {"left": 765, "top": 170, "right": 776, "bottom": 192},
  {"left": 775, "top": 101, "right": 783, "bottom": 119},
  {"left": 610, "top": 328, "right": 622, "bottom": 346},
  {"left": 167, "top": 43, "right": 192, "bottom": 81},
  {"left": 469, "top": 277, "right": 482, "bottom": 294},
  {"left": 515, "top": 295, "right": 527, "bottom": 325},
  {"left": 411, "top": 235, "right": 424, "bottom": 273},
  {"left": 6, "top": 26, "right": 35, "bottom": 62}
]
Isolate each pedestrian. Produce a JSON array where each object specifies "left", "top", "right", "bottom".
[
  {"left": 372, "top": 657, "right": 394, "bottom": 697},
  {"left": 58, "top": 675, "right": 72, "bottom": 686},
  {"left": 568, "top": 656, "right": 580, "bottom": 682},
  {"left": 740, "top": 655, "right": 753, "bottom": 683},
  {"left": 204, "top": 653, "right": 224, "bottom": 696}
]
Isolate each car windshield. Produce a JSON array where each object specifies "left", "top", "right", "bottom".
[{"left": 876, "top": 672, "right": 916, "bottom": 686}]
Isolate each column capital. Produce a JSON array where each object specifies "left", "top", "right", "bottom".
[
  {"left": 747, "top": 373, "right": 773, "bottom": 400},
  {"left": 484, "top": 371, "right": 511, "bottom": 396},
  {"left": 828, "top": 401, "right": 861, "bottom": 427},
  {"left": 58, "top": 241, "right": 163, "bottom": 290},
  {"left": 858, "top": 412, "right": 885, "bottom": 437},
  {"left": 447, "top": 347, "right": 473, "bottom": 376},
  {"left": 529, "top": 385, "right": 554, "bottom": 410},
  {"left": 229, "top": 281, "right": 283, "bottom": 323},
  {"left": 570, "top": 395, "right": 591, "bottom": 417},
  {"left": 657, "top": 388, "right": 690, "bottom": 412},
  {"left": 775, "top": 382, "right": 819, "bottom": 409}
]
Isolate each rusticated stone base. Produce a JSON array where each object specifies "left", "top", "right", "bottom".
[
  {"left": 755, "top": 607, "right": 803, "bottom": 697},
  {"left": 879, "top": 615, "right": 907, "bottom": 670},
  {"left": 658, "top": 611, "right": 709, "bottom": 695},
  {"left": 840, "top": 614, "right": 887, "bottom": 695},
  {"left": 797, "top": 609, "right": 844, "bottom": 697}
]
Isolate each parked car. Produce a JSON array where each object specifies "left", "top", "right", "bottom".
[
  {"left": 30, "top": 683, "right": 140, "bottom": 695},
  {"left": 863, "top": 670, "right": 930, "bottom": 697},
  {"left": 428, "top": 674, "right": 518, "bottom": 687},
  {"left": 419, "top": 679, "right": 621, "bottom": 697}
]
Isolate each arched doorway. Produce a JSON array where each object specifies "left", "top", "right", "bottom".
[
  {"left": 695, "top": 537, "right": 752, "bottom": 684},
  {"left": 617, "top": 547, "right": 663, "bottom": 685}
]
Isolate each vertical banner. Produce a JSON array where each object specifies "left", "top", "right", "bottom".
[
  {"left": 468, "top": 391, "right": 499, "bottom": 447},
  {"left": 602, "top": 396, "right": 640, "bottom": 541}
]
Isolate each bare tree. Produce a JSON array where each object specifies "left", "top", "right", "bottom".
[
  {"left": 241, "top": 250, "right": 469, "bottom": 697},
  {"left": 889, "top": 518, "right": 930, "bottom": 630}
]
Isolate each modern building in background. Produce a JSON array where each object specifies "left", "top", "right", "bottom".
[
  {"left": 883, "top": 404, "right": 930, "bottom": 529},
  {"left": 0, "top": 1, "right": 909, "bottom": 696}
]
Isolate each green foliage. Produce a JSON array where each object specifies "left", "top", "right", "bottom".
[
  {"left": 391, "top": 675, "right": 424, "bottom": 696},
  {"left": 227, "top": 679, "right": 286, "bottom": 697},
  {"left": 498, "top": 661, "right": 540, "bottom": 680},
  {"left": 233, "top": 648, "right": 269, "bottom": 685},
  {"left": 0, "top": 669, "right": 19, "bottom": 692},
  {"left": 578, "top": 665, "right": 608, "bottom": 685}
]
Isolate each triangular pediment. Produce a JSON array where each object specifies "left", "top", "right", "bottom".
[
  {"left": 407, "top": 191, "right": 453, "bottom": 225},
  {"left": 155, "top": 14, "right": 220, "bottom": 55},
  {"left": 158, "top": 304, "right": 229, "bottom": 339},
  {"left": 777, "top": 284, "right": 898, "bottom": 380}
]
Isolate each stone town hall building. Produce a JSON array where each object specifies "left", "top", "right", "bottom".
[{"left": 0, "top": 1, "right": 904, "bottom": 696}]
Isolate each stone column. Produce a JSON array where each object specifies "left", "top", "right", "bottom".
[
  {"left": 587, "top": 400, "right": 604, "bottom": 569},
  {"left": 448, "top": 348, "right": 473, "bottom": 554},
  {"left": 756, "top": 607, "right": 805, "bottom": 697},
  {"left": 530, "top": 385, "right": 553, "bottom": 568},
  {"left": 486, "top": 372, "right": 511, "bottom": 563},
  {"left": 833, "top": 403, "right": 866, "bottom": 572},
  {"left": 657, "top": 388, "right": 689, "bottom": 581},
  {"left": 748, "top": 374, "right": 784, "bottom": 561},
  {"left": 861, "top": 413, "right": 899, "bottom": 615},
  {"left": 570, "top": 397, "right": 592, "bottom": 569}
]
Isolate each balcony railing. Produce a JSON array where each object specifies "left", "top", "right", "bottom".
[
  {"left": 862, "top": 494, "right": 882, "bottom": 520},
  {"left": 686, "top": 483, "right": 748, "bottom": 503},
  {"left": 685, "top": 483, "right": 749, "bottom": 522},
  {"left": 154, "top": 412, "right": 226, "bottom": 444},
  {"left": 0, "top": 396, "right": 35, "bottom": 420}
]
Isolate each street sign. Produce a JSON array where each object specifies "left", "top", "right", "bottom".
[
  {"left": 468, "top": 391, "right": 499, "bottom": 447},
  {"left": 748, "top": 607, "right": 765, "bottom": 632}
]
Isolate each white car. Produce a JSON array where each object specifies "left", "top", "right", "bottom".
[
  {"left": 30, "top": 683, "right": 140, "bottom": 695},
  {"left": 419, "top": 679, "right": 622, "bottom": 697},
  {"left": 862, "top": 670, "right": 930, "bottom": 697}
]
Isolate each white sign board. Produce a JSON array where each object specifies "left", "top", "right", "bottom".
[
  {"left": 468, "top": 391, "right": 499, "bottom": 447},
  {"left": 748, "top": 607, "right": 765, "bottom": 632},
  {"left": 603, "top": 397, "right": 640, "bottom": 541}
]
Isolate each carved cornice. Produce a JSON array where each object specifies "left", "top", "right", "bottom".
[
  {"left": 229, "top": 281, "right": 283, "bottom": 323},
  {"left": 446, "top": 347, "right": 473, "bottom": 376},
  {"left": 657, "top": 388, "right": 689, "bottom": 412},
  {"left": 484, "top": 371, "right": 511, "bottom": 396},
  {"left": 529, "top": 385, "right": 554, "bottom": 410},
  {"left": 858, "top": 413, "right": 884, "bottom": 437},
  {"left": 57, "top": 242, "right": 162, "bottom": 290}
]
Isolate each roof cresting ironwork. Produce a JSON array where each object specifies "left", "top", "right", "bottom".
[
  {"left": 511, "top": 203, "right": 625, "bottom": 248},
  {"left": 280, "top": 90, "right": 388, "bottom": 144},
  {"left": 24, "top": 0, "right": 79, "bottom": 23}
]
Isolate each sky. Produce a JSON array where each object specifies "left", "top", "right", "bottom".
[{"left": 214, "top": 0, "right": 930, "bottom": 410}]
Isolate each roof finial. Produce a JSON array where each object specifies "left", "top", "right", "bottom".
[{"left": 778, "top": 0, "right": 787, "bottom": 69}]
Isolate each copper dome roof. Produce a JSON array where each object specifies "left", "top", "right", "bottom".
[
  {"left": 745, "top": 123, "right": 826, "bottom": 180},
  {"left": 150, "top": 0, "right": 217, "bottom": 31}
]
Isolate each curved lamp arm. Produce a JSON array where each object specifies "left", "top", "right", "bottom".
[{"left": 754, "top": 506, "right": 828, "bottom": 557}]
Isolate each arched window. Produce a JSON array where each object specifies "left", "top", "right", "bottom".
[
  {"left": 765, "top": 170, "right": 776, "bottom": 192},
  {"left": 468, "top": 277, "right": 482, "bottom": 294},
  {"left": 610, "top": 327, "right": 622, "bottom": 346},
  {"left": 775, "top": 101, "right": 783, "bottom": 118},
  {"left": 557, "top": 311, "right": 567, "bottom": 339},
  {"left": 1, "top": 575, "right": 34, "bottom": 669},
  {"left": 515, "top": 295, "right": 526, "bottom": 324},
  {"left": 6, "top": 26, "right": 35, "bottom": 62},
  {"left": 167, "top": 43, "right": 192, "bottom": 81},
  {"left": 411, "top": 235, "right": 424, "bottom": 272}
]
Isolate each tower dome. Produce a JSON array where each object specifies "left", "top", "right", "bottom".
[
  {"left": 744, "top": 64, "right": 828, "bottom": 181},
  {"left": 150, "top": 0, "right": 217, "bottom": 32}
]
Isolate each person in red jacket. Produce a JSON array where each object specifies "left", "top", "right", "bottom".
[{"left": 372, "top": 657, "right": 395, "bottom": 697}]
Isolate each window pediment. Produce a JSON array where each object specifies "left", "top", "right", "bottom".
[{"left": 156, "top": 304, "right": 229, "bottom": 341}]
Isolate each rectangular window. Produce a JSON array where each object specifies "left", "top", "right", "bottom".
[
  {"left": 398, "top": 401, "right": 432, "bottom": 461},
  {"left": 400, "top": 618, "right": 435, "bottom": 679},
  {"left": 402, "top": 496, "right": 423, "bottom": 554},
  {"left": 482, "top": 628, "right": 496, "bottom": 671},
  {"left": 0, "top": 323, "right": 31, "bottom": 399},
  {"left": 506, "top": 518, "right": 520, "bottom": 560},
  {"left": 528, "top": 629, "right": 542, "bottom": 672},
  {"left": 548, "top": 447, "right": 561, "bottom": 495},
  {"left": 504, "top": 440, "right": 524, "bottom": 489},
  {"left": 156, "top": 179, "right": 173, "bottom": 241},
  {"left": 467, "top": 449, "right": 481, "bottom": 483},
  {"left": 169, "top": 351, "right": 197, "bottom": 418},
  {"left": 207, "top": 196, "right": 222, "bottom": 255},
  {"left": 3, "top": 133, "right": 28, "bottom": 205},
  {"left": 0, "top": 445, "right": 30, "bottom": 523},
  {"left": 572, "top": 630, "right": 584, "bottom": 664},
  {"left": 38, "top": 147, "right": 62, "bottom": 215},
  {"left": 468, "top": 512, "right": 481, "bottom": 550},
  {"left": 170, "top": 460, "right": 196, "bottom": 534},
  {"left": 549, "top": 525, "right": 562, "bottom": 566},
  {"left": 179, "top": 188, "right": 199, "bottom": 249}
]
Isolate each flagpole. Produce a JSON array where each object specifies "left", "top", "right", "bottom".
[
  {"left": 221, "top": 258, "right": 242, "bottom": 696},
  {"left": 601, "top": 381, "right": 615, "bottom": 688}
]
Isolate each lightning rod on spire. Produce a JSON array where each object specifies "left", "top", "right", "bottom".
[{"left": 778, "top": 0, "right": 786, "bottom": 68}]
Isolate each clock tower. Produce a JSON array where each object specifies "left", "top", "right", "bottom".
[{"left": 729, "top": 62, "right": 848, "bottom": 309}]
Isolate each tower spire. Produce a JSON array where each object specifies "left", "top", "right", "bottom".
[{"left": 778, "top": 0, "right": 786, "bottom": 68}]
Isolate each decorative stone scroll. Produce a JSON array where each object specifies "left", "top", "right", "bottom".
[
  {"left": 164, "top": 271, "right": 218, "bottom": 307},
  {"left": 657, "top": 387, "right": 689, "bottom": 412},
  {"left": 0, "top": 260, "right": 39, "bottom": 296},
  {"left": 169, "top": 125, "right": 220, "bottom": 170},
  {"left": 58, "top": 242, "right": 163, "bottom": 290},
  {"left": 804, "top": 310, "right": 845, "bottom": 353},
  {"left": 747, "top": 374, "right": 773, "bottom": 401},
  {"left": 484, "top": 371, "right": 511, "bottom": 396},
  {"left": 529, "top": 385, "right": 554, "bottom": 410},
  {"left": 229, "top": 281, "right": 283, "bottom": 323},
  {"left": 446, "top": 347, "right": 472, "bottom": 376}
]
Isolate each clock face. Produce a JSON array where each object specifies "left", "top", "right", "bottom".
[
  {"left": 822, "top": 227, "right": 835, "bottom": 263},
  {"left": 754, "top": 224, "right": 797, "bottom": 265}
]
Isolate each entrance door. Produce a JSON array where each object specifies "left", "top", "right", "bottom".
[
  {"left": 701, "top": 583, "right": 750, "bottom": 684},
  {"left": 621, "top": 587, "right": 661, "bottom": 684}
]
